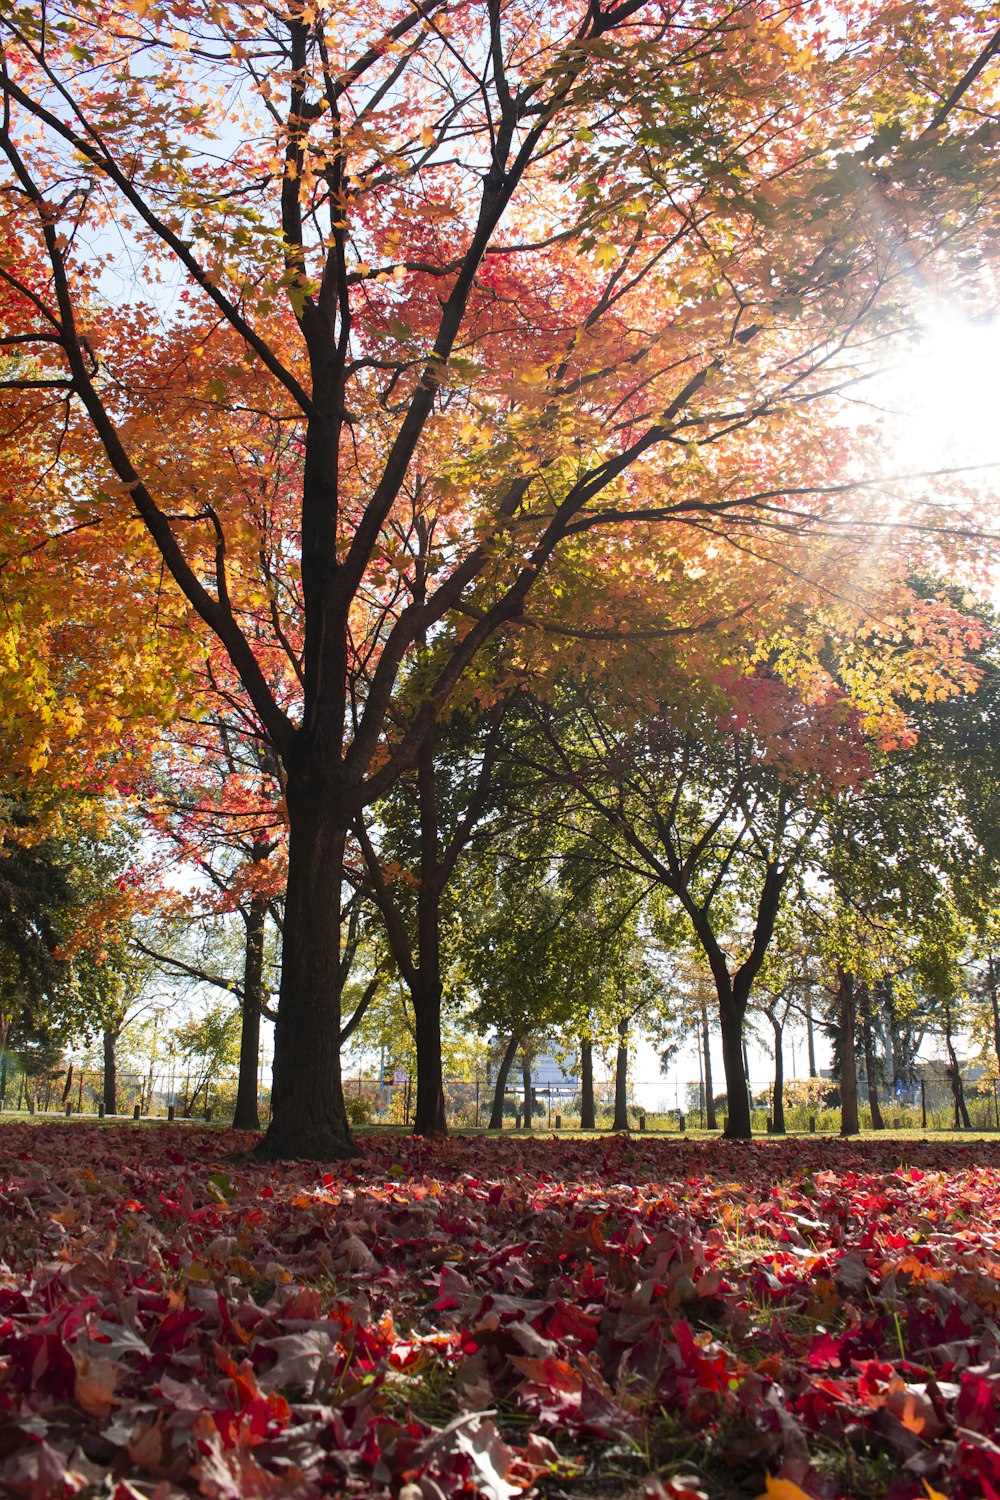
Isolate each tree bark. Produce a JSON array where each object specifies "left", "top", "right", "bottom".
[
  {"left": 858, "top": 981, "right": 884, "bottom": 1129},
  {"left": 412, "top": 971, "right": 447, "bottom": 1134},
  {"left": 719, "top": 992, "right": 752, "bottom": 1138},
  {"left": 989, "top": 953, "right": 1000, "bottom": 1084},
  {"left": 612, "top": 1017, "right": 629, "bottom": 1131},
  {"left": 103, "top": 1029, "right": 118, "bottom": 1115},
  {"left": 488, "top": 1032, "right": 521, "bottom": 1130},
  {"left": 411, "top": 730, "right": 448, "bottom": 1135},
  {"left": 521, "top": 1048, "right": 532, "bottom": 1131},
  {"left": 688, "top": 856, "right": 790, "bottom": 1138},
  {"left": 838, "top": 968, "right": 859, "bottom": 1137},
  {"left": 233, "top": 891, "right": 266, "bottom": 1131},
  {"left": 943, "top": 996, "right": 971, "bottom": 1129},
  {"left": 877, "top": 979, "right": 897, "bottom": 1090},
  {"left": 805, "top": 987, "right": 818, "bottom": 1077},
  {"left": 770, "top": 1015, "right": 785, "bottom": 1134},
  {"left": 580, "top": 1038, "right": 596, "bottom": 1129},
  {"left": 253, "top": 794, "right": 357, "bottom": 1161},
  {"left": 700, "top": 993, "right": 716, "bottom": 1130}
]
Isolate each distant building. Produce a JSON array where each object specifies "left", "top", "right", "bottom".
[
  {"left": 486, "top": 1044, "right": 578, "bottom": 1098},
  {"left": 530, "top": 1052, "right": 579, "bottom": 1099}
]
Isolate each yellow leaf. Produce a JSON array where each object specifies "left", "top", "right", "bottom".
[
  {"left": 754, "top": 1480, "right": 815, "bottom": 1500},
  {"left": 922, "top": 1484, "right": 949, "bottom": 1500}
]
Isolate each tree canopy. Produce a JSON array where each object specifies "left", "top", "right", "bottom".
[{"left": 1, "top": 0, "right": 999, "bottom": 1153}]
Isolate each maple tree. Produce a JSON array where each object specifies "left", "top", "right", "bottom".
[{"left": 2, "top": 0, "right": 999, "bottom": 1157}]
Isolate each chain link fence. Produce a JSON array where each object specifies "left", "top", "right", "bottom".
[{"left": 2, "top": 1063, "right": 997, "bottom": 1132}]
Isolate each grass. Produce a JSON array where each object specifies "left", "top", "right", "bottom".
[{"left": 5, "top": 1106, "right": 1000, "bottom": 1145}]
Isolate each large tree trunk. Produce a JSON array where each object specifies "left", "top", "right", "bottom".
[
  {"left": 103, "top": 1029, "right": 118, "bottom": 1115},
  {"left": 579, "top": 1038, "right": 596, "bottom": 1130},
  {"left": 858, "top": 981, "right": 884, "bottom": 1130},
  {"left": 838, "top": 968, "right": 859, "bottom": 1137},
  {"left": 521, "top": 1049, "right": 532, "bottom": 1131},
  {"left": 700, "top": 993, "right": 716, "bottom": 1130},
  {"left": 412, "top": 972, "right": 447, "bottom": 1135},
  {"left": 719, "top": 993, "right": 751, "bottom": 1138},
  {"left": 612, "top": 1017, "right": 629, "bottom": 1131},
  {"left": 770, "top": 1015, "right": 785, "bottom": 1135},
  {"left": 488, "top": 1032, "right": 521, "bottom": 1130},
  {"left": 233, "top": 891, "right": 266, "bottom": 1131},
  {"left": 254, "top": 799, "right": 356, "bottom": 1161}
]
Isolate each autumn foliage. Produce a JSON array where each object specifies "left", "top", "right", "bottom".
[
  {"left": 1, "top": 1125, "right": 1000, "bottom": 1499},
  {"left": 2, "top": 0, "right": 1000, "bottom": 1154}
]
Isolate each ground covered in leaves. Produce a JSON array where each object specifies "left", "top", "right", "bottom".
[{"left": 2, "top": 1129, "right": 1000, "bottom": 1499}]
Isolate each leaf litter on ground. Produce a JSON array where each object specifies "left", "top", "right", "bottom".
[{"left": 2, "top": 1126, "right": 1000, "bottom": 1499}]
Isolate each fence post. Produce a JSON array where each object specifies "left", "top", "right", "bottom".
[
  {"left": 994, "top": 1078, "right": 999, "bottom": 1131},
  {"left": 133, "top": 1104, "right": 141, "bottom": 1120},
  {"left": 921, "top": 1079, "right": 927, "bottom": 1129},
  {"left": 98, "top": 1103, "right": 105, "bottom": 1118},
  {"left": 475, "top": 1072, "right": 480, "bottom": 1128}
]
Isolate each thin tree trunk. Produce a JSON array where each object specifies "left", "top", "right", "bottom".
[
  {"left": 805, "top": 987, "right": 818, "bottom": 1077},
  {"left": 411, "top": 731, "right": 448, "bottom": 1136},
  {"left": 770, "top": 1015, "right": 785, "bottom": 1134},
  {"left": 687, "top": 857, "right": 789, "bottom": 1138},
  {"left": 233, "top": 891, "right": 267, "bottom": 1131},
  {"left": 103, "top": 1029, "right": 118, "bottom": 1115},
  {"left": 839, "top": 968, "right": 859, "bottom": 1137},
  {"left": 878, "top": 979, "right": 897, "bottom": 1090},
  {"left": 989, "top": 953, "right": 1000, "bottom": 1084},
  {"left": 488, "top": 1032, "right": 521, "bottom": 1130},
  {"left": 943, "top": 997, "right": 971, "bottom": 1129},
  {"left": 858, "top": 981, "right": 884, "bottom": 1129},
  {"left": 612, "top": 1017, "right": 629, "bottom": 1131},
  {"left": 700, "top": 993, "right": 716, "bottom": 1130},
  {"left": 521, "top": 1049, "right": 532, "bottom": 1131},
  {"left": 254, "top": 801, "right": 356, "bottom": 1161},
  {"left": 579, "top": 1038, "right": 596, "bottom": 1130}
]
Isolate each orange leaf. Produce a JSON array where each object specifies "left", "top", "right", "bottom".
[{"left": 754, "top": 1479, "right": 815, "bottom": 1500}]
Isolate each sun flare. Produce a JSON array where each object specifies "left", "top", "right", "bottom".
[{"left": 883, "top": 312, "right": 1000, "bottom": 474}]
